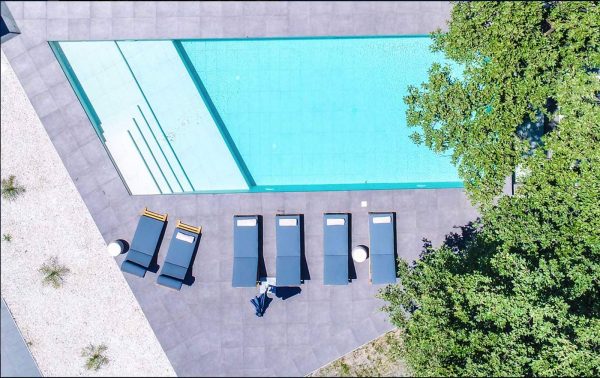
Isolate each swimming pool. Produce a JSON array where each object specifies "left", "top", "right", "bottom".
[{"left": 51, "top": 36, "right": 462, "bottom": 195}]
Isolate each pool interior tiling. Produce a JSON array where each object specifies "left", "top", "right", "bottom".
[{"left": 53, "top": 37, "right": 462, "bottom": 195}]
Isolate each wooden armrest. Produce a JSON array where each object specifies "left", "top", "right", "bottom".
[
  {"left": 142, "top": 207, "right": 168, "bottom": 222},
  {"left": 176, "top": 220, "right": 202, "bottom": 234}
]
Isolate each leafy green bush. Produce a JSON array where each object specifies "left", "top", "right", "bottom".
[
  {"left": 39, "top": 257, "right": 70, "bottom": 288},
  {"left": 1, "top": 175, "right": 26, "bottom": 201},
  {"left": 2, "top": 234, "right": 12, "bottom": 242},
  {"left": 81, "top": 343, "right": 109, "bottom": 371},
  {"left": 404, "top": 1, "right": 600, "bottom": 205},
  {"left": 381, "top": 1, "right": 600, "bottom": 376}
]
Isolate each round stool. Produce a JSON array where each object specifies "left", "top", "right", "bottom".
[
  {"left": 107, "top": 240, "right": 125, "bottom": 257},
  {"left": 352, "top": 245, "right": 369, "bottom": 263}
]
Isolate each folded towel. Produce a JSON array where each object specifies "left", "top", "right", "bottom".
[
  {"left": 326, "top": 218, "right": 346, "bottom": 226},
  {"left": 279, "top": 218, "right": 298, "bottom": 227},
  {"left": 373, "top": 216, "right": 391, "bottom": 224},
  {"left": 237, "top": 218, "right": 257, "bottom": 227},
  {"left": 176, "top": 231, "right": 195, "bottom": 244}
]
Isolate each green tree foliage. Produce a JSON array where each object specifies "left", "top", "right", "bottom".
[
  {"left": 381, "top": 1, "right": 600, "bottom": 376},
  {"left": 404, "top": 1, "right": 600, "bottom": 204}
]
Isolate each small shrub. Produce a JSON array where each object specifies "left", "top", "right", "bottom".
[
  {"left": 81, "top": 343, "right": 109, "bottom": 371},
  {"left": 38, "top": 257, "right": 70, "bottom": 288},
  {"left": 1, "top": 175, "right": 26, "bottom": 201},
  {"left": 336, "top": 360, "right": 351, "bottom": 376},
  {"left": 2, "top": 234, "right": 12, "bottom": 242}
]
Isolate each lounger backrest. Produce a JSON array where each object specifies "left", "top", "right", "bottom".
[
  {"left": 369, "top": 213, "right": 394, "bottom": 255},
  {"left": 276, "top": 215, "right": 301, "bottom": 257},
  {"left": 130, "top": 212, "right": 166, "bottom": 256},
  {"left": 164, "top": 221, "right": 201, "bottom": 268},
  {"left": 324, "top": 214, "right": 349, "bottom": 256},
  {"left": 234, "top": 216, "right": 259, "bottom": 258}
]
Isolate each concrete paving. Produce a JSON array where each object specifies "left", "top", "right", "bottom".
[
  {"left": 1, "top": 1, "right": 479, "bottom": 376},
  {"left": 1, "top": 298, "right": 41, "bottom": 377}
]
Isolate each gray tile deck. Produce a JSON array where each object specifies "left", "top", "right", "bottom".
[
  {"left": 1, "top": 298, "right": 41, "bottom": 377},
  {"left": 1, "top": 1, "right": 478, "bottom": 376}
]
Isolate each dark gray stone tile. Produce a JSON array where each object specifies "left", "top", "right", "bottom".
[
  {"left": 177, "top": 17, "right": 201, "bottom": 38},
  {"left": 37, "top": 60, "right": 65, "bottom": 87},
  {"left": 243, "top": 346, "right": 266, "bottom": 369},
  {"left": 40, "top": 109, "right": 67, "bottom": 139},
  {"left": 288, "top": 14, "right": 311, "bottom": 36},
  {"left": 5, "top": 1, "right": 24, "bottom": 20},
  {"left": 68, "top": 18, "right": 90, "bottom": 39},
  {"left": 243, "top": 16, "right": 267, "bottom": 36},
  {"left": 156, "top": 2, "right": 178, "bottom": 18},
  {"left": 177, "top": 1, "right": 201, "bottom": 17},
  {"left": 90, "top": 18, "right": 112, "bottom": 40},
  {"left": 81, "top": 187, "right": 111, "bottom": 217},
  {"left": 155, "top": 16, "right": 179, "bottom": 38},
  {"left": 1, "top": 299, "right": 41, "bottom": 377},
  {"left": 9, "top": 52, "right": 37, "bottom": 80},
  {"left": 112, "top": 1, "right": 134, "bottom": 18},
  {"left": 221, "top": 1, "right": 244, "bottom": 16},
  {"left": 29, "top": 90, "right": 58, "bottom": 118},
  {"left": 312, "top": 340, "right": 339, "bottom": 368},
  {"left": 67, "top": 2, "right": 90, "bottom": 19},
  {"left": 1, "top": 37, "right": 27, "bottom": 60},
  {"left": 19, "top": 71, "right": 46, "bottom": 98},
  {"left": 310, "top": 2, "right": 334, "bottom": 16},
  {"left": 23, "top": 1, "right": 46, "bottom": 19},
  {"left": 134, "top": 2, "right": 156, "bottom": 18},
  {"left": 200, "top": 2, "right": 223, "bottom": 17},
  {"left": 331, "top": 328, "right": 358, "bottom": 356},
  {"left": 133, "top": 18, "right": 156, "bottom": 39},
  {"left": 69, "top": 123, "right": 97, "bottom": 148},
  {"left": 291, "top": 348, "right": 320, "bottom": 375},
  {"left": 20, "top": 20, "right": 47, "bottom": 48},
  {"left": 243, "top": 2, "right": 268, "bottom": 16},
  {"left": 265, "top": 15, "right": 288, "bottom": 35},
  {"left": 90, "top": 1, "right": 112, "bottom": 18},
  {"left": 351, "top": 317, "right": 379, "bottom": 345},
  {"left": 199, "top": 16, "right": 224, "bottom": 38},
  {"left": 112, "top": 17, "right": 135, "bottom": 38},
  {"left": 46, "top": 19, "right": 69, "bottom": 41},
  {"left": 47, "top": 80, "right": 76, "bottom": 107}
]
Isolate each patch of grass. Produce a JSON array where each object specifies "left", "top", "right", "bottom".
[
  {"left": 81, "top": 343, "right": 109, "bottom": 371},
  {"left": 336, "top": 360, "right": 351, "bottom": 376},
  {"left": 309, "top": 329, "right": 409, "bottom": 377},
  {"left": 38, "top": 257, "right": 70, "bottom": 288},
  {"left": 2, "top": 233, "right": 12, "bottom": 242},
  {"left": 1, "top": 175, "right": 26, "bottom": 201}
]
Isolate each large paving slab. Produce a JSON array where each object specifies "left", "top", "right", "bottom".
[
  {"left": 1, "top": 298, "right": 41, "bottom": 377},
  {"left": 1, "top": 1, "right": 478, "bottom": 376}
]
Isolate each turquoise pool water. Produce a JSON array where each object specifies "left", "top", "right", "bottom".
[{"left": 52, "top": 36, "right": 462, "bottom": 195}]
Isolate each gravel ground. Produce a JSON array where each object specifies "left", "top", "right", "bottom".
[{"left": 0, "top": 50, "right": 175, "bottom": 377}]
